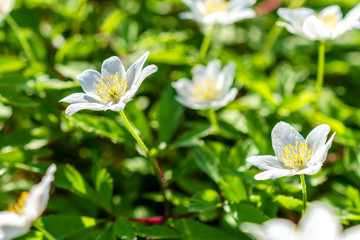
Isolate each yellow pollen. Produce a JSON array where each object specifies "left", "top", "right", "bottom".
[
  {"left": 7, "top": 191, "right": 28, "bottom": 214},
  {"left": 281, "top": 142, "right": 312, "bottom": 170},
  {"left": 96, "top": 72, "right": 127, "bottom": 103},
  {"left": 205, "top": 0, "right": 228, "bottom": 14},
  {"left": 193, "top": 78, "right": 219, "bottom": 101},
  {"left": 317, "top": 13, "right": 338, "bottom": 29}
]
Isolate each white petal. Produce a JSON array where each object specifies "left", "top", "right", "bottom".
[
  {"left": 218, "top": 62, "right": 235, "bottom": 92},
  {"left": 294, "top": 164, "right": 322, "bottom": 176},
  {"left": 263, "top": 219, "right": 299, "bottom": 240},
  {"left": 65, "top": 103, "right": 106, "bottom": 116},
  {"left": 209, "top": 87, "right": 238, "bottom": 109},
  {"left": 227, "top": 9, "right": 256, "bottom": 23},
  {"left": 308, "top": 132, "right": 336, "bottom": 165},
  {"left": 277, "top": 21, "right": 303, "bottom": 36},
  {"left": 247, "top": 155, "right": 286, "bottom": 171},
  {"left": 23, "top": 164, "right": 56, "bottom": 222},
  {"left": 123, "top": 64, "right": 158, "bottom": 103},
  {"left": 0, "top": 212, "right": 31, "bottom": 240},
  {"left": 179, "top": 11, "right": 195, "bottom": 20},
  {"left": 254, "top": 169, "right": 293, "bottom": 180},
  {"left": 277, "top": 7, "right": 315, "bottom": 26},
  {"left": 126, "top": 52, "right": 150, "bottom": 89},
  {"left": 108, "top": 102, "right": 126, "bottom": 111},
  {"left": 305, "top": 124, "right": 330, "bottom": 156},
  {"left": 302, "top": 15, "right": 331, "bottom": 40},
  {"left": 172, "top": 78, "right": 194, "bottom": 99},
  {"left": 0, "top": 0, "right": 14, "bottom": 23},
  {"left": 205, "top": 59, "right": 222, "bottom": 81},
  {"left": 271, "top": 121, "right": 306, "bottom": 158},
  {"left": 101, "top": 56, "right": 126, "bottom": 81},
  {"left": 319, "top": 5, "right": 343, "bottom": 20},
  {"left": 59, "top": 93, "right": 102, "bottom": 104},
  {"left": 344, "top": 3, "right": 360, "bottom": 23},
  {"left": 174, "top": 96, "right": 211, "bottom": 110},
  {"left": 77, "top": 69, "right": 103, "bottom": 95},
  {"left": 300, "top": 202, "right": 342, "bottom": 240},
  {"left": 344, "top": 225, "right": 360, "bottom": 240}
]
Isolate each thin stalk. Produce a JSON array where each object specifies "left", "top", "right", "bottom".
[
  {"left": 6, "top": 16, "right": 37, "bottom": 63},
  {"left": 208, "top": 108, "right": 218, "bottom": 131},
  {"left": 119, "top": 110, "right": 170, "bottom": 219},
  {"left": 199, "top": 25, "right": 215, "bottom": 62},
  {"left": 315, "top": 41, "right": 326, "bottom": 109},
  {"left": 33, "top": 221, "right": 56, "bottom": 240},
  {"left": 300, "top": 174, "right": 307, "bottom": 215}
]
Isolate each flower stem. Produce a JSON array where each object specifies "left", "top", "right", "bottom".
[
  {"left": 5, "top": 15, "right": 37, "bottom": 63},
  {"left": 208, "top": 108, "right": 218, "bottom": 131},
  {"left": 33, "top": 221, "right": 56, "bottom": 240},
  {"left": 315, "top": 41, "right": 326, "bottom": 109},
  {"left": 199, "top": 25, "right": 215, "bottom": 62},
  {"left": 300, "top": 174, "right": 307, "bottom": 215},
  {"left": 119, "top": 110, "right": 170, "bottom": 219}
]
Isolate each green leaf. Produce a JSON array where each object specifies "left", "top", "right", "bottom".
[
  {"left": 193, "top": 146, "right": 221, "bottom": 183},
  {"left": 114, "top": 219, "right": 137, "bottom": 240},
  {"left": 189, "top": 189, "right": 221, "bottom": 212},
  {"left": 134, "top": 223, "right": 182, "bottom": 239},
  {"left": 0, "top": 56, "right": 27, "bottom": 73},
  {"left": 274, "top": 195, "right": 303, "bottom": 212},
  {"left": 229, "top": 203, "right": 269, "bottom": 224},
  {"left": 35, "top": 215, "right": 98, "bottom": 240},
  {"left": 96, "top": 225, "right": 116, "bottom": 240},
  {"left": 70, "top": 113, "right": 131, "bottom": 143},
  {"left": 100, "top": 9, "right": 125, "bottom": 34},
  {"left": 219, "top": 174, "right": 247, "bottom": 203},
  {"left": 124, "top": 101, "right": 152, "bottom": 143},
  {"left": 157, "top": 86, "right": 183, "bottom": 143},
  {"left": 170, "top": 219, "right": 238, "bottom": 240},
  {"left": 93, "top": 166, "right": 113, "bottom": 212}
]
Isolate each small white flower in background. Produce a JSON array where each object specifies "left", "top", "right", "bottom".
[
  {"left": 0, "top": 0, "right": 14, "bottom": 23},
  {"left": 241, "top": 202, "right": 360, "bottom": 240},
  {"left": 0, "top": 164, "right": 56, "bottom": 240},
  {"left": 180, "top": 0, "right": 256, "bottom": 25},
  {"left": 277, "top": 4, "right": 360, "bottom": 41},
  {"left": 172, "top": 59, "right": 238, "bottom": 110},
  {"left": 247, "top": 121, "right": 335, "bottom": 180},
  {"left": 60, "top": 52, "right": 158, "bottom": 116}
]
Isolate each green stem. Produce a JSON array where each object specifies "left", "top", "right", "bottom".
[
  {"left": 199, "top": 25, "right": 215, "bottom": 62},
  {"left": 208, "top": 108, "right": 218, "bottom": 131},
  {"left": 33, "top": 221, "right": 56, "bottom": 240},
  {"left": 300, "top": 174, "right": 307, "bottom": 215},
  {"left": 119, "top": 110, "right": 170, "bottom": 219},
  {"left": 315, "top": 41, "right": 326, "bottom": 109},
  {"left": 5, "top": 15, "right": 37, "bottom": 63}
]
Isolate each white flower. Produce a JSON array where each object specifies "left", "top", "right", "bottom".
[
  {"left": 242, "top": 202, "right": 360, "bottom": 240},
  {"left": 247, "top": 121, "right": 335, "bottom": 180},
  {"left": 180, "top": 0, "right": 256, "bottom": 25},
  {"left": 172, "top": 59, "right": 238, "bottom": 110},
  {"left": 0, "top": 164, "right": 56, "bottom": 240},
  {"left": 0, "top": 0, "right": 14, "bottom": 23},
  {"left": 60, "top": 52, "right": 158, "bottom": 116},
  {"left": 277, "top": 4, "right": 360, "bottom": 41}
]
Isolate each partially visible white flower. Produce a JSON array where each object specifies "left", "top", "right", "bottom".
[
  {"left": 247, "top": 121, "right": 335, "bottom": 180},
  {"left": 0, "top": 164, "right": 56, "bottom": 240},
  {"left": 60, "top": 52, "right": 158, "bottom": 116},
  {"left": 172, "top": 59, "right": 238, "bottom": 110},
  {"left": 277, "top": 4, "right": 360, "bottom": 41},
  {"left": 180, "top": 0, "right": 256, "bottom": 25},
  {"left": 0, "top": 0, "right": 14, "bottom": 23},
  {"left": 242, "top": 202, "right": 360, "bottom": 240}
]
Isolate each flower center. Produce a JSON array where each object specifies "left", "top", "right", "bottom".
[
  {"left": 7, "top": 191, "right": 28, "bottom": 215},
  {"left": 281, "top": 142, "right": 312, "bottom": 170},
  {"left": 96, "top": 72, "right": 128, "bottom": 103},
  {"left": 205, "top": 0, "right": 228, "bottom": 14},
  {"left": 317, "top": 13, "right": 338, "bottom": 29},
  {"left": 193, "top": 78, "right": 219, "bottom": 101}
]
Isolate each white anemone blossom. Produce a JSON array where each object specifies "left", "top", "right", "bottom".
[
  {"left": 242, "top": 202, "right": 360, "bottom": 240},
  {"left": 60, "top": 52, "right": 158, "bottom": 116},
  {"left": 172, "top": 59, "right": 238, "bottom": 110},
  {"left": 277, "top": 4, "right": 360, "bottom": 41},
  {"left": 180, "top": 0, "right": 256, "bottom": 25},
  {"left": 247, "top": 121, "right": 335, "bottom": 180},
  {"left": 0, "top": 164, "right": 56, "bottom": 240},
  {"left": 0, "top": 0, "right": 14, "bottom": 23}
]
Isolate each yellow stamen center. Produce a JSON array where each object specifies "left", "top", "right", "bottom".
[
  {"left": 193, "top": 78, "right": 219, "bottom": 101},
  {"left": 205, "top": 0, "right": 228, "bottom": 14},
  {"left": 317, "top": 13, "right": 338, "bottom": 29},
  {"left": 281, "top": 142, "right": 312, "bottom": 170},
  {"left": 7, "top": 191, "right": 28, "bottom": 214},
  {"left": 96, "top": 72, "right": 127, "bottom": 103}
]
